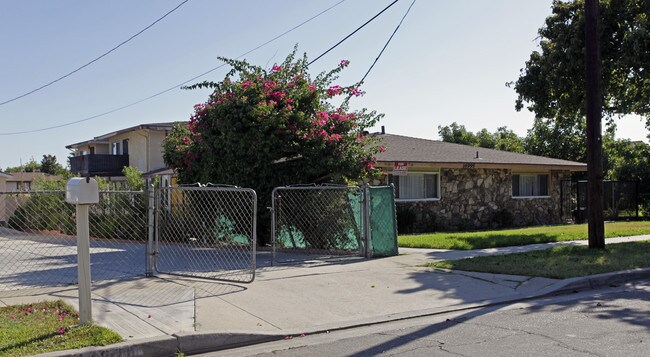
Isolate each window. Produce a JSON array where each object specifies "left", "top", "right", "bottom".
[
  {"left": 389, "top": 173, "right": 439, "bottom": 200},
  {"left": 112, "top": 142, "right": 121, "bottom": 155},
  {"left": 512, "top": 174, "right": 549, "bottom": 197},
  {"left": 122, "top": 139, "right": 129, "bottom": 155}
]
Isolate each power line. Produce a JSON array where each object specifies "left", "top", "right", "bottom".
[
  {"left": 358, "top": 0, "right": 416, "bottom": 84},
  {"left": 308, "top": 0, "right": 400, "bottom": 66},
  {"left": 0, "top": 0, "right": 191, "bottom": 107},
  {"left": 0, "top": 0, "right": 347, "bottom": 136}
]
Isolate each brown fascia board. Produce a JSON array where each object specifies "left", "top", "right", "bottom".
[{"left": 65, "top": 139, "right": 110, "bottom": 150}]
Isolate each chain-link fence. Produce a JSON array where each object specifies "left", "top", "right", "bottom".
[
  {"left": 155, "top": 186, "right": 257, "bottom": 283},
  {"left": 271, "top": 185, "right": 365, "bottom": 264},
  {"left": 2, "top": 182, "right": 394, "bottom": 290},
  {"left": 0, "top": 190, "right": 148, "bottom": 292}
]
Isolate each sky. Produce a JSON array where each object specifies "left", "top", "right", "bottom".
[{"left": 0, "top": 0, "right": 648, "bottom": 169}]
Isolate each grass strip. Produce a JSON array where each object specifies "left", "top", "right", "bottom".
[
  {"left": 426, "top": 240, "right": 650, "bottom": 279},
  {"left": 0, "top": 300, "right": 122, "bottom": 357},
  {"left": 399, "top": 221, "right": 650, "bottom": 250}
]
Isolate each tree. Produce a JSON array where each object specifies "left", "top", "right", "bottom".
[
  {"left": 604, "top": 136, "right": 650, "bottom": 192},
  {"left": 163, "top": 50, "right": 383, "bottom": 244},
  {"left": 510, "top": 0, "right": 650, "bottom": 132},
  {"left": 492, "top": 127, "right": 526, "bottom": 153},
  {"left": 524, "top": 117, "right": 587, "bottom": 162},
  {"left": 5, "top": 158, "right": 40, "bottom": 173},
  {"left": 437, "top": 123, "right": 479, "bottom": 146},
  {"left": 122, "top": 166, "right": 145, "bottom": 191},
  {"left": 437, "top": 122, "right": 525, "bottom": 153},
  {"left": 40, "top": 155, "right": 65, "bottom": 175}
]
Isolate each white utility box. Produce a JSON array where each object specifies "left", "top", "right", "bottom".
[{"left": 66, "top": 178, "right": 99, "bottom": 205}]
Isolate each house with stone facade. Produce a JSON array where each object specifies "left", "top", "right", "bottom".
[{"left": 375, "top": 133, "right": 587, "bottom": 232}]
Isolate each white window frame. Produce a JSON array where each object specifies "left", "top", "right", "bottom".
[
  {"left": 390, "top": 171, "right": 441, "bottom": 202},
  {"left": 512, "top": 173, "right": 551, "bottom": 199}
]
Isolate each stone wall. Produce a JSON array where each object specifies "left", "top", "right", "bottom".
[{"left": 396, "top": 169, "right": 571, "bottom": 232}]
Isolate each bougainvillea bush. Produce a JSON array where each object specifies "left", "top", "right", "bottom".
[{"left": 163, "top": 50, "right": 384, "bottom": 244}]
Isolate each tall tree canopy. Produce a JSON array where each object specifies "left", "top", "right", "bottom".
[
  {"left": 437, "top": 123, "right": 525, "bottom": 153},
  {"left": 511, "top": 0, "right": 650, "bottom": 132},
  {"left": 40, "top": 155, "right": 65, "bottom": 175}
]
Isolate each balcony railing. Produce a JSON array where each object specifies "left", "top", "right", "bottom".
[{"left": 69, "top": 154, "right": 129, "bottom": 177}]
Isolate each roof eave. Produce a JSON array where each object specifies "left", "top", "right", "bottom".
[{"left": 376, "top": 160, "right": 587, "bottom": 172}]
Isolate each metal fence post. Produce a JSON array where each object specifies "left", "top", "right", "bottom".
[
  {"left": 363, "top": 184, "right": 372, "bottom": 258},
  {"left": 271, "top": 189, "right": 278, "bottom": 266},
  {"left": 146, "top": 184, "right": 155, "bottom": 277}
]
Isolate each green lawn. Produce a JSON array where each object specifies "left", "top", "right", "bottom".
[
  {"left": 427, "top": 240, "right": 650, "bottom": 279},
  {"left": 399, "top": 221, "right": 650, "bottom": 250},
  {"left": 0, "top": 300, "right": 122, "bottom": 357}
]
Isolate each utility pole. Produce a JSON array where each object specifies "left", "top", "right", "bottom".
[{"left": 585, "top": 0, "right": 605, "bottom": 249}]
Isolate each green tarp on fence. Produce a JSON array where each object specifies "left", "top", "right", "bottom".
[{"left": 368, "top": 186, "right": 398, "bottom": 257}]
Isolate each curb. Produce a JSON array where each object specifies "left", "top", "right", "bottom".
[
  {"left": 35, "top": 268, "right": 650, "bottom": 357},
  {"left": 539, "top": 267, "right": 650, "bottom": 296},
  {"left": 174, "top": 331, "right": 284, "bottom": 355},
  {"left": 35, "top": 336, "right": 178, "bottom": 357},
  {"left": 34, "top": 333, "right": 285, "bottom": 357}
]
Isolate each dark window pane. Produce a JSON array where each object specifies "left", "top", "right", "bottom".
[
  {"left": 512, "top": 174, "right": 520, "bottom": 196},
  {"left": 539, "top": 174, "right": 549, "bottom": 196}
]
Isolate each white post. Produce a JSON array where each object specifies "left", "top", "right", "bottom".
[
  {"left": 76, "top": 204, "right": 92, "bottom": 325},
  {"left": 66, "top": 177, "right": 99, "bottom": 326}
]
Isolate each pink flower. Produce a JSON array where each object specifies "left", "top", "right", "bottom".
[
  {"left": 272, "top": 65, "right": 283, "bottom": 71},
  {"left": 264, "top": 81, "right": 277, "bottom": 91},
  {"left": 57, "top": 327, "right": 66, "bottom": 335},
  {"left": 350, "top": 87, "right": 364, "bottom": 97},
  {"left": 327, "top": 85, "right": 343, "bottom": 96},
  {"left": 271, "top": 91, "right": 286, "bottom": 100},
  {"left": 182, "top": 137, "right": 190, "bottom": 144},
  {"left": 316, "top": 111, "right": 329, "bottom": 124},
  {"left": 308, "top": 84, "right": 316, "bottom": 92},
  {"left": 241, "top": 81, "right": 251, "bottom": 89},
  {"left": 379, "top": 145, "right": 386, "bottom": 153},
  {"left": 329, "top": 133, "right": 343, "bottom": 142},
  {"left": 339, "top": 59, "right": 350, "bottom": 67}
]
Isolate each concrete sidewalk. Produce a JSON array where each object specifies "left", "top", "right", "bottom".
[{"left": 2, "top": 235, "right": 649, "bottom": 356}]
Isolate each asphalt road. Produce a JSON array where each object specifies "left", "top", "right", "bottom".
[{"left": 203, "top": 279, "right": 650, "bottom": 357}]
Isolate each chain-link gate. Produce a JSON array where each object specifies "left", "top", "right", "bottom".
[
  {"left": 154, "top": 186, "right": 256, "bottom": 283},
  {"left": 367, "top": 185, "right": 399, "bottom": 258},
  {"left": 0, "top": 190, "right": 148, "bottom": 292},
  {"left": 271, "top": 185, "right": 365, "bottom": 264}
]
